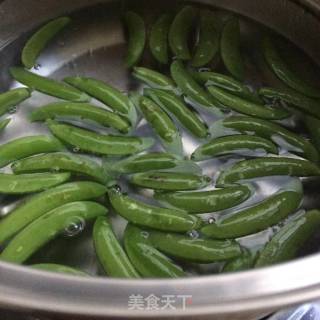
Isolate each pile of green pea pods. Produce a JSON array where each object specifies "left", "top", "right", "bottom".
[{"left": 1, "top": 4, "right": 320, "bottom": 278}]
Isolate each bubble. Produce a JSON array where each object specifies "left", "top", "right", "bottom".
[
  {"left": 52, "top": 166, "right": 60, "bottom": 172},
  {"left": 8, "top": 106, "right": 17, "bottom": 114},
  {"left": 208, "top": 217, "right": 215, "bottom": 224},
  {"left": 63, "top": 217, "right": 85, "bottom": 237},
  {"left": 140, "top": 231, "right": 149, "bottom": 239},
  {"left": 73, "top": 146, "right": 80, "bottom": 153},
  {"left": 199, "top": 67, "right": 211, "bottom": 73},
  {"left": 34, "top": 64, "right": 41, "bottom": 70},
  {"left": 188, "top": 230, "right": 199, "bottom": 239}
]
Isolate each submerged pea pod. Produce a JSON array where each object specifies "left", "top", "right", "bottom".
[
  {"left": 255, "top": 210, "right": 320, "bottom": 267},
  {"left": 124, "top": 224, "right": 185, "bottom": 278},
  {"left": 47, "top": 120, "right": 154, "bottom": 156},
  {"left": 222, "top": 249, "right": 256, "bottom": 273},
  {"left": 144, "top": 88, "right": 208, "bottom": 138},
  {"left": 124, "top": 11, "right": 146, "bottom": 68},
  {"left": 148, "top": 230, "right": 242, "bottom": 263},
  {"left": 22, "top": 17, "right": 71, "bottom": 69},
  {"left": 0, "top": 181, "right": 107, "bottom": 245},
  {"left": 0, "top": 119, "right": 10, "bottom": 132},
  {"left": 31, "top": 263, "right": 89, "bottom": 277},
  {"left": 10, "top": 67, "right": 89, "bottom": 102},
  {"left": 169, "top": 6, "right": 197, "bottom": 60},
  {"left": 30, "top": 102, "right": 130, "bottom": 133},
  {"left": 262, "top": 36, "right": 320, "bottom": 98},
  {"left": 93, "top": 216, "right": 139, "bottom": 278},
  {"left": 154, "top": 185, "right": 252, "bottom": 213},
  {"left": 0, "top": 88, "right": 31, "bottom": 117},
  {"left": 192, "top": 134, "right": 278, "bottom": 161},
  {"left": 108, "top": 189, "right": 201, "bottom": 232},
  {"left": 0, "top": 201, "right": 107, "bottom": 264},
  {"left": 216, "top": 157, "right": 320, "bottom": 187},
  {"left": 304, "top": 115, "right": 320, "bottom": 152},
  {"left": 0, "top": 135, "right": 64, "bottom": 168},
  {"left": 221, "top": 17, "right": 244, "bottom": 81}
]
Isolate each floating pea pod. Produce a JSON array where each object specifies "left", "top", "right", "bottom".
[
  {"left": 124, "top": 224, "right": 185, "bottom": 278},
  {"left": 255, "top": 210, "right": 320, "bottom": 267},
  {"left": 124, "top": 11, "right": 146, "bottom": 68},
  {"left": 0, "top": 119, "right": 10, "bottom": 132},
  {"left": 31, "top": 263, "right": 89, "bottom": 277},
  {"left": 192, "top": 134, "right": 278, "bottom": 161},
  {"left": 304, "top": 115, "right": 320, "bottom": 152},
  {"left": 149, "top": 13, "right": 172, "bottom": 64},
  {"left": 22, "top": 17, "right": 71, "bottom": 69},
  {"left": 216, "top": 157, "right": 320, "bottom": 187},
  {"left": 0, "top": 201, "right": 107, "bottom": 264},
  {"left": 148, "top": 230, "right": 242, "bottom": 263},
  {"left": 10, "top": 67, "right": 89, "bottom": 102},
  {"left": 47, "top": 120, "right": 154, "bottom": 156},
  {"left": 30, "top": 102, "right": 130, "bottom": 133},
  {"left": 0, "top": 181, "right": 107, "bottom": 245},
  {"left": 108, "top": 189, "right": 201, "bottom": 232},
  {"left": 93, "top": 216, "right": 139, "bottom": 278},
  {"left": 0, "top": 135, "right": 64, "bottom": 168},
  {"left": 262, "top": 36, "right": 320, "bottom": 98},
  {"left": 0, "top": 88, "right": 31, "bottom": 117},
  {"left": 222, "top": 249, "right": 256, "bottom": 273},
  {"left": 154, "top": 185, "right": 252, "bottom": 214}
]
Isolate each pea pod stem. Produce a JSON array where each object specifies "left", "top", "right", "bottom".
[
  {"left": 31, "top": 263, "right": 89, "bottom": 277},
  {"left": 0, "top": 88, "right": 31, "bottom": 117}
]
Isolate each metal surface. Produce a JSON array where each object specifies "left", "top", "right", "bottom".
[{"left": 0, "top": 0, "right": 320, "bottom": 319}]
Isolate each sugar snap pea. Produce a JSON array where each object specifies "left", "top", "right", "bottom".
[
  {"left": 262, "top": 36, "right": 320, "bottom": 98},
  {"left": 191, "top": 9, "right": 219, "bottom": 67},
  {"left": 0, "top": 172, "right": 70, "bottom": 194},
  {"left": 31, "top": 263, "right": 89, "bottom": 276},
  {"left": 0, "top": 119, "right": 10, "bottom": 132},
  {"left": 47, "top": 120, "right": 154, "bottom": 156},
  {"left": 130, "top": 171, "right": 211, "bottom": 191},
  {"left": 0, "top": 88, "right": 31, "bottom": 117},
  {"left": 255, "top": 210, "right": 320, "bottom": 267},
  {"left": 22, "top": 17, "right": 71, "bottom": 69},
  {"left": 30, "top": 102, "right": 130, "bottom": 133},
  {"left": 108, "top": 189, "right": 201, "bottom": 232},
  {"left": 169, "top": 6, "right": 197, "bottom": 60},
  {"left": 0, "top": 201, "right": 107, "bottom": 264},
  {"left": 124, "top": 11, "right": 146, "bottom": 68},
  {"left": 154, "top": 185, "right": 252, "bottom": 213},
  {"left": 124, "top": 224, "right": 185, "bottom": 278},
  {"left": 221, "top": 17, "right": 244, "bottom": 81},
  {"left": 0, "top": 181, "right": 106, "bottom": 245},
  {"left": 0, "top": 135, "right": 64, "bottom": 168},
  {"left": 10, "top": 67, "right": 89, "bottom": 102},
  {"left": 149, "top": 13, "right": 172, "bottom": 64},
  {"left": 216, "top": 157, "right": 320, "bottom": 187},
  {"left": 222, "top": 249, "right": 256, "bottom": 273},
  {"left": 192, "top": 134, "right": 278, "bottom": 161},
  {"left": 208, "top": 86, "right": 289, "bottom": 120},
  {"left": 144, "top": 88, "right": 208, "bottom": 138},
  {"left": 304, "top": 115, "right": 320, "bottom": 152},
  {"left": 93, "top": 216, "right": 139, "bottom": 278},
  {"left": 148, "top": 230, "right": 242, "bottom": 263},
  {"left": 12, "top": 152, "right": 109, "bottom": 184}
]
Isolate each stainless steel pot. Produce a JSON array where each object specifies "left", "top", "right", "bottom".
[{"left": 1, "top": 0, "right": 320, "bottom": 319}]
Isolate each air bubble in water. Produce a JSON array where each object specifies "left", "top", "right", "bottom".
[
  {"left": 141, "top": 231, "right": 149, "bottom": 239},
  {"left": 63, "top": 217, "right": 85, "bottom": 237},
  {"left": 208, "top": 217, "right": 215, "bottom": 224},
  {"left": 34, "top": 64, "right": 41, "bottom": 70},
  {"left": 8, "top": 106, "right": 17, "bottom": 114},
  {"left": 73, "top": 146, "right": 80, "bottom": 153},
  {"left": 188, "top": 230, "right": 199, "bottom": 239},
  {"left": 112, "top": 185, "right": 122, "bottom": 193}
]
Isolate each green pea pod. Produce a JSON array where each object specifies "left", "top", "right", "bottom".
[
  {"left": 149, "top": 13, "right": 172, "bottom": 64},
  {"left": 30, "top": 102, "right": 130, "bottom": 133},
  {"left": 222, "top": 250, "right": 256, "bottom": 273},
  {"left": 31, "top": 263, "right": 89, "bottom": 277},
  {"left": 304, "top": 115, "right": 320, "bottom": 152},
  {"left": 154, "top": 185, "right": 252, "bottom": 213},
  {"left": 12, "top": 152, "right": 110, "bottom": 184},
  {"left": 191, "top": 10, "right": 219, "bottom": 67},
  {"left": 134, "top": 94, "right": 183, "bottom": 155},
  {"left": 124, "top": 224, "right": 185, "bottom": 278},
  {"left": 262, "top": 36, "right": 320, "bottom": 98},
  {"left": 0, "top": 135, "right": 64, "bottom": 168},
  {"left": 0, "top": 119, "right": 10, "bottom": 132},
  {"left": 221, "top": 17, "right": 244, "bottom": 81},
  {"left": 259, "top": 87, "right": 320, "bottom": 120},
  {"left": 192, "top": 134, "right": 278, "bottom": 161},
  {"left": 132, "top": 67, "right": 175, "bottom": 89},
  {"left": 0, "top": 201, "right": 107, "bottom": 264},
  {"left": 148, "top": 230, "right": 242, "bottom": 263},
  {"left": 201, "top": 188, "right": 303, "bottom": 239},
  {"left": 208, "top": 86, "right": 289, "bottom": 120},
  {"left": 144, "top": 88, "right": 208, "bottom": 138},
  {"left": 255, "top": 210, "right": 320, "bottom": 267},
  {"left": 10, "top": 67, "right": 89, "bottom": 102},
  {"left": 47, "top": 120, "right": 154, "bottom": 156},
  {"left": 0, "top": 88, "right": 31, "bottom": 117},
  {"left": 214, "top": 116, "right": 319, "bottom": 162},
  {"left": 0, "top": 172, "right": 70, "bottom": 194},
  {"left": 0, "top": 181, "right": 107, "bottom": 245},
  {"left": 124, "top": 11, "right": 146, "bottom": 68},
  {"left": 216, "top": 157, "right": 320, "bottom": 187},
  {"left": 93, "top": 216, "right": 139, "bottom": 278},
  {"left": 169, "top": 6, "right": 197, "bottom": 60},
  {"left": 108, "top": 189, "right": 201, "bottom": 232},
  {"left": 22, "top": 17, "right": 71, "bottom": 69}
]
